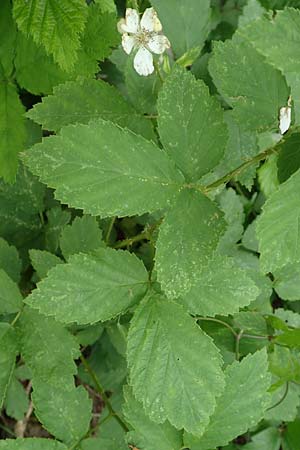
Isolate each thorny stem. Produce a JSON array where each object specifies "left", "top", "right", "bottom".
[
  {"left": 266, "top": 382, "right": 289, "bottom": 411},
  {"left": 80, "top": 354, "right": 129, "bottom": 433}
]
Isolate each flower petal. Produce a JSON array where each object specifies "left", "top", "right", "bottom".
[
  {"left": 147, "top": 34, "right": 170, "bottom": 54},
  {"left": 123, "top": 8, "right": 140, "bottom": 33},
  {"left": 133, "top": 46, "right": 154, "bottom": 76},
  {"left": 122, "top": 34, "right": 135, "bottom": 55},
  {"left": 141, "top": 7, "right": 162, "bottom": 32}
]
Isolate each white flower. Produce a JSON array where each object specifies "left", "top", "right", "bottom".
[
  {"left": 279, "top": 95, "right": 292, "bottom": 135},
  {"left": 118, "top": 7, "right": 170, "bottom": 76}
]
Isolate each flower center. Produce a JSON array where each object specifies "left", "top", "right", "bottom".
[{"left": 135, "top": 29, "right": 154, "bottom": 47}]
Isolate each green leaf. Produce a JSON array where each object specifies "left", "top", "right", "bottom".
[
  {"left": 29, "top": 249, "right": 63, "bottom": 280},
  {"left": 242, "top": 427, "right": 281, "bottom": 450},
  {"left": 265, "top": 381, "right": 300, "bottom": 423},
  {"left": 0, "top": 163, "right": 45, "bottom": 249},
  {"left": 80, "top": 3, "right": 120, "bottom": 63},
  {"left": 15, "top": 33, "right": 69, "bottom": 95},
  {"left": 178, "top": 254, "right": 259, "bottom": 317},
  {"left": 18, "top": 308, "right": 79, "bottom": 388},
  {"left": 60, "top": 215, "right": 104, "bottom": 260},
  {"left": 0, "top": 324, "right": 18, "bottom": 410},
  {"left": 0, "top": 0, "right": 17, "bottom": 78},
  {"left": 209, "top": 37, "right": 289, "bottom": 133},
  {"left": 13, "top": 0, "right": 88, "bottom": 71},
  {"left": 242, "top": 220, "right": 259, "bottom": 253},
  {"left": 257, "top": 168, "right": 300, "bottom": 273},
  {"left": 45, "top": 207, "right": 71, "bottom": 253},
  {"left": 274, "top": 262, "right": 300, "bottom": 301},
  {"left": 0, "top": 82, "right": 26, "bottom": 182},
  {"left": 27, "top": 78, "right": 155, "bottom": 140},
  {"left": 157, "top": 66, "right": 227, "bottom": 182},
  {"left": 155, "top": 189, "right": 225, "bottom": 298},
  {"left": 127, "top": 294, "right": 225, "bottom": 436},
  {"left": 24, "top": 120, "right": 183, "bottom": 217},
  {"left": 4, "top": 374, "right": 29, "bottom": 420},
  {"left": 0, "top": 238, "right": 21, "bottom": 283},
  {"left": 282, "top": 419, "right": 300, "bottom": 450},
  {"left": 32, "top": 381, "right": 91, "bottom": 445},
  {"left": 275, "top": 329, "right": 300, "bottom": 348},
  {"left": 212, "top": 111, "right": 260, "bottom": 190},
  {"left": 277, "top": 132, "right": 300, "bottom": 183},
  {"left": 238, "top": 0, "right": 265, "bottom": 28},
  {"left": 217, "top": 188, "right": 245, "bottom": 255},
  {"left": 184, "top": 350, "right": 271, "bottom": 449},
  {"left": 150, "top": 0, "right": 211, "bottom": 58},
  {"left": 258, "top": 154, "right": 279, "bottom": 198},
  {"left": 238, "top": 8, "right": 300, "bottom": 123},
  {"left": 26, "top": 248, "right": 148, "bottom": 325},
  {"left": 0, "top": 270, "right": 23, "bottom": 314},
  {"left": 0, "top": 440, "right": 68, "bottom": 450},
  {"left": 123, "top": 386, "right": 183, "bottom": 450}
]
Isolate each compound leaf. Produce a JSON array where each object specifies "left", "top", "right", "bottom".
[
  {"left": 155, "top": 189, "right": 225, "bottom": 298},
  {"left": 26, "top": 248, "right": 149, "bottom": 325},
  {"left": 13, "top": 0, "right": 88, "bottom": 71},
  {"left": 257, "top": 168, "right": 300, "bottom": 273},
  {"left": 158, "top": 66, "right": 227, "bottom": 182},
  {"left": 127, "top": 294, "right": 225, "bottom": 436},
  {"left": 24, "top": 120, "right": 183, "bottom": 217},
  {"left": 184, "top": 349, "right": 271, "bottom": 449}
]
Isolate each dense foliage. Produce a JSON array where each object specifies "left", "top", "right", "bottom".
[{"left": 1, "top": 0, "right": 300, "bottom": 449}]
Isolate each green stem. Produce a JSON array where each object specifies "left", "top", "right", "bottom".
[
  {"left": 266, "top": 382, "right": 289, "bottom": 411},
  {"left": 10, "top": 310, "right": 22, "bottom": 327},
  {"left": 195, "top": 316, "right": 238, "bottom": 338},
  {"left": 113, "top": 230, "right": 149, "bottom": 249},
  {"left": 204, "top": 146, "right": 279, "bottom": 192},
  {"left": 0, "top": 423, "right": 15, "bottom": 438},
  {"left": 105, "top": 216, "right": 116, "bottom": 244},
  {"left": 235, "top": 330, "right": 244, "bottom": 361},
  {"left": 153, "top": 59, "right": 164, "bottom": 83},
  {"left": 80, "top": 354, "right": 129, "bottom": 432}
]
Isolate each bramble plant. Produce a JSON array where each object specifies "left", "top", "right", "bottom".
[{"left": 1, "top": 0, "right": 300, "bottom": 449}]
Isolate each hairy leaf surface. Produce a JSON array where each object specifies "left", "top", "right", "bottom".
[{"left": 0, "top": 440, "right": 67, "bottom": 449}]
